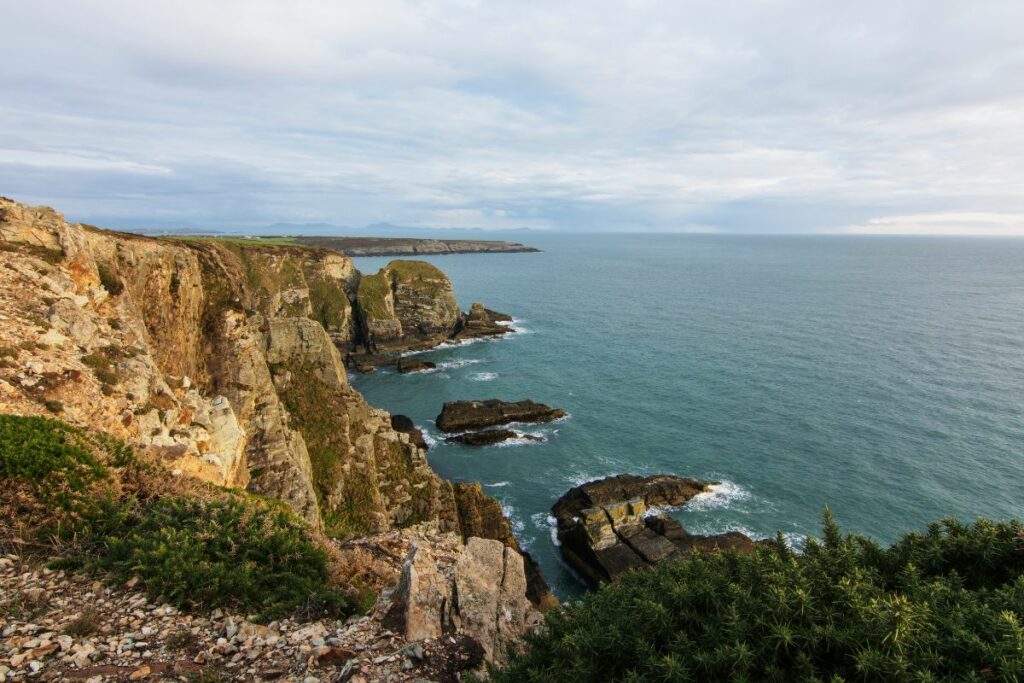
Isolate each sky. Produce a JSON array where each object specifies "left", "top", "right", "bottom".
[{"left": 2, "top": 1, "right": 1024, "bottom": 234}]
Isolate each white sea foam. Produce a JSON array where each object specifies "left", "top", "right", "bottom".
[
  {"left": 686, "top": 480, "right": 750, "bottom": 511},
  {"left": 484, "top": 481, "right": 511, "bottom": 488},
  {"left": 421, "top": 431, "right": 438, "bottom": 449},
  {"left": 470, "top": 371, "right": 499, "bottom": 381},
  {"left": 501, "top": 503, "right": 526, "bottom": 537},
  {"left": 494, "top": 431, "right": 548, "bottom": 447},
  {"left": 438, "top": 359, "right": 483, "bottom": 370},
  {"left": 531, "top": 513, "right": 561, "bottom": 547}
]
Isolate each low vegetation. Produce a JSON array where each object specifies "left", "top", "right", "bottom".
[
  {"left": 492, "top": 511, "right": 1024, "bottom": 682},
  {"left": 0, "top": 414, "right": 356, "bottom": 620},
  {"left": 96, "top": 260, "right": 124, "bottom": 295}
]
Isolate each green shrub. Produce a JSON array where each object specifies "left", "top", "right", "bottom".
[
  {"left": 492, "top": 511, "right": 1024, "bottom": 682},
  {"left": 0, "top": 415, "right": 107, "bottom": 498},
  {"left": 96, "top": 261, "right": 124, "bottom": 295},
  {"left": 67, "top": 495, "right": 351, "bottom": 620},
  {"left": 81, "top": 352, "right": 119, "bottom": 385}
]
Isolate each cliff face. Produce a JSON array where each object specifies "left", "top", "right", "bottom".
[{"left": 0, "top": 198, "right": 516, "bottom": 549}]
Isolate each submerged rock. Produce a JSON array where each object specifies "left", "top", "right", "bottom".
[
  {"left": 445, "top": 429, "right": 541, "bottom": 446},
  {"left": 396, "top": 357, "right": 436, "bottom": 374},
  {"left": 435, "top": 400, "right": 566, "bottom": 433},
  {"left": 551, "top": 474, "right": 760, "bottom": 585}
]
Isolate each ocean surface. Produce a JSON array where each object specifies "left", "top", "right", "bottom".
[{"left": 350, "top": 234, "right": 1024, "bottom": 598}]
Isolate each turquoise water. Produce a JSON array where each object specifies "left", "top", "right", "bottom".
[{"left": 350, "top": 235, "right": 1024, "bottom": 597}]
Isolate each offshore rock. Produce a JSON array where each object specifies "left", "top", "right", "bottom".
[
  {"left": 444, "top": 429, "right": 540, "bottom": 446},
  {"left": 435, "top": 399, "right": 565, "bottom": 433},
  {"left": 453, "top": 303, "right": 514, "bottom": 342},
  {"left": 396, "top": 357, "right": 436, "bottom": 374},
  {"left": 551, "top": 474, "right": 759, "bottom": 585}
]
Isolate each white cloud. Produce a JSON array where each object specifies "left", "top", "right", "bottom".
[
  {"left": 845, "top": 213, "right": 1024, "bottom": 236},
  {"left": 1, "top": 1, "right": 1023, "bottom": 231}
]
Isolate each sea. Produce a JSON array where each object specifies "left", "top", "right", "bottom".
[{"left": 349, "top": 234, "right": 1024, "bottom": 598}]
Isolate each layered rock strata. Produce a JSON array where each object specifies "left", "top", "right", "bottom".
[{"left": 552, "top": 474, "right": 760, "bottom": 585}]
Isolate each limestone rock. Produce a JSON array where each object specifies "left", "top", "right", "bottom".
[
  {"left": 355, "top": 260, "right": 460, "bottom": 354},
  {"left": 384, "top": 537, "right": 541, "bottom": 664},
  {"left": 266, "top": 317, "right": 348, "bottom": 387},
  {"left": 390, "top": 414, "right": 428, "bottom": 451}
]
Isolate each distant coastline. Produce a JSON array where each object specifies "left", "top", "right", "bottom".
[
  {"left": 292, "top": 235, "right": 540, "bottom": 256},
  {"left": 147, "top": 233, "right": 540, "bottom": 256}
]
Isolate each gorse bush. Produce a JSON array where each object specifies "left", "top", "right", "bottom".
[
  {"left": 1, "top": 415, "right": 354, "bottom": 620},
  {"left": 65, "top": 496, "right": 350, "bottom": 620},
  {"left": 0, "top": 414, "right": 110, "bottom": 512},
  {"left": 492, "top": 511, "right": 1024, "bottom": 682}
]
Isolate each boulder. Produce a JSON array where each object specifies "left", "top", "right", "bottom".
[
  {"left": 552, "top": 474, "right": 761, "bottom": 585},
  {"left": 382, "top": 537, "right": 542, "bottom": 664},
  {"left": 396, "top": 357, "right": 436, "bottom": 374},
  {"left": 435, "top": 399, "right": 565, "bottom": 433}
]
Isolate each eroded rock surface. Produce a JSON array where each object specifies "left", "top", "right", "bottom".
[
  {"left": 382, "top": 536, "right": 542, "bottom": 664},
  {"left": 435, "top": 399, "right": 565, "bottom": 433},
  {"left": 552, "top": 474, "right": 760, "bottom": 585},
  {"left": 355, "top": 260, "right": 461, "bottom": 354}
]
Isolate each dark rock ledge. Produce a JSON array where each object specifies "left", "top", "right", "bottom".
[
  {"left": 445, "top": 429, "right": 544, "bottom": 447},
  {"left": 435, "top": 399, "right": 566, "bottom": 433},
  {"left": 552, "top": 474, "right": 762, "bottom": 585}
]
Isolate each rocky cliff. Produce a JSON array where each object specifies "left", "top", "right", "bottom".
[{"left": 0, "top": 197, "right": 550, "bottom": 611}]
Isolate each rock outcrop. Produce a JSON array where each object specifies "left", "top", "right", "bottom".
[
  {"left": 381, "top": 535, "right": 542, "bottom": 664},
  {"left": 355, "top": 260, "right": 461, "bottom": 354},
  {"left": 435, "top": 399, "right": 566, "bottom": 433},
  {"left": 552, "top": 474, "right": 760, "bottom": 585},
  {"left": 453, "top": 303, "right": 514, "bottom": 342}
]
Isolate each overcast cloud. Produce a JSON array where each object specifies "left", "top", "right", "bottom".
[{"left": 2, "top": 1, "right": 1024, "bottom": 233}]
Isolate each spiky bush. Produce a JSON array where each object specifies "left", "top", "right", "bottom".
[
  {"left": 491, "top": 511, "right": 1024, "bottom": 682},
  {"left": 67, "top": 495, "right": 350, "bottom": 620},
  {"left": 1, "top": 415, "right": 353, "bottom": 620}
]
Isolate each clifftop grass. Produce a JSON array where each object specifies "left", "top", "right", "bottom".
[{"left": 356, "top": 270, "right": 393, "bottom": 322}]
